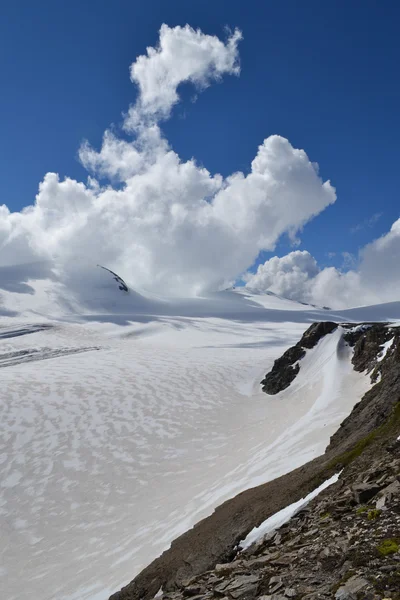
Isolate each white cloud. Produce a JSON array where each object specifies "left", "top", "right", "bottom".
[
  {"left": 126, "top": 24, "right": 242, "bottom": 126},
  {"left": 245, "top": 218, "right": 400, "bottom": 308},
  {"left": 244, "top": 251, "right": 319, "bottom": 302},
  {"left": 0, "top": 24, "right": 336, "bottom": 298}
]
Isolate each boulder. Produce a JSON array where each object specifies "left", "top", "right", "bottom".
[
  {"left": 352, "top": 482, "right": 384, "bottom": 504},
  {"left": 334, "top": 576, "right": 369, "bottom": 600},
  {"left": 375, "top": 479, "right": 400, "bottom": 509},
  {"left": 220, "top": 575, "right": 260, "bottom": 599}
]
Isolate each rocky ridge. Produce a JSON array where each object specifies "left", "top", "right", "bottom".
[
  {"left": 153, "top": 428, "right": 400, "bottom": 600},
  {"left": 109, "top": 322, "right": 400, "bottom": 600},
  {"left": 260, "top": 322, "right": 338, "bottom": 394}
]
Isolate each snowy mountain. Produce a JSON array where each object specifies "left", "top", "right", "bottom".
[{"left": 1, "top": 267, "right": 400, "bottom": 600}]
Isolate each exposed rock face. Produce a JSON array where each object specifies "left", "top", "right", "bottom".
[
  {"left": 260, "top": 322, "right": 338, "bottom": 394},
  {"left": 328, "top": 324, "right": 400, "bottom": 454},
  {"left": 97, "top": 264, "right": 129, "bottom": 292},
  {"left": 343, "top": 324, "right": 393, "bottom": 373},
  {"left": 300, "top": 321, "right": 339, "bottom": 349},
  {"left": 109, "top": 323, "right": 400, "bottom": 600}
]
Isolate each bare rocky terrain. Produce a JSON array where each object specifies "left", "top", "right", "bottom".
[
  {"left": 109, "top": 322, "right": 400, "bottom": 600},
  {"left": 156, "top": 434, "right": 400, "bottom": 600}
]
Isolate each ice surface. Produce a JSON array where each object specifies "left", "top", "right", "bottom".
[{"left": 0, "top": 272, "right": 397, "bottom": 600}]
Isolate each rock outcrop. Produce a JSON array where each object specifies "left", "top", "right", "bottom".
[
  {"left": 329, "top": 324, "right": 400, "bottom": 454},
  {"left": 260, "top": 322, "right": 338, "bottom": 394}
]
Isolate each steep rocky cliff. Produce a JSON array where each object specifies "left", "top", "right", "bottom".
[
  {"left": 109, "top": 323, "right": 400, "bottom": 600},
  {"left": 260, "top": 322, "right": 338, "bottom": 394}
]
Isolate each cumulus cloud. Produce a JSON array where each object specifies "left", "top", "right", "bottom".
[
  {"left": 245, "top": 218, "right": 400, "bottom": 308},
  {"left": 243, "top": 251, "right": 319, "bottom": 302},
  {"left": 0, "top": 24, "right": 336, "bottom": 298},
  {"left": 126, "top": 24, "right": 242, "bottom": 126}
]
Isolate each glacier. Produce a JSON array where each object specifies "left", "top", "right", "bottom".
[{"left": 1, "top": 267, "right": 400, "bottom": 600}]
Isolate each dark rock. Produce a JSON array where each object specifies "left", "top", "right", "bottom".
[
  {"left": 345, "top": 324, "right": 393, "bottom": 373},
  {"left": 386, "top": 438, "right": 400, "bottom": 453},
  {"left": 260, "top": 351, "right": 302, "bottom": 394},
  {"left": 352, "top": 482, "right": 384, "bottom": 504},
  {"left": 182, "top": 586, "right": 202, "bottom": 597},
  {"left": 300, "top": 322, "right": 338, "bottom": 349},
  {"left": 261, "top": 322, "right": 337, "bottom": 394}
]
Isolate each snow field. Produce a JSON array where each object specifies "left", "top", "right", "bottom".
[{"left": 1, "top": 280, "right": 395, "bottom": 600}]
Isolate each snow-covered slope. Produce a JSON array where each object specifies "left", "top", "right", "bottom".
[{"left": 1, "top": 270, "right": 399, "bottom": 600}]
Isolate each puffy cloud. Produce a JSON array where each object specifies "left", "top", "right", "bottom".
[
  {"left": 0, "top": 24, "right": 336, "bottom": 298},
  {"left": 126, "top": 24, "right": 242, "bottom": 125},
  {"left": 244, "top": 251, "right": 319, "bottom": 302},
  {"left": 245, "top": 218, "right": 400, "bottom": 308},
  {"left": 355, "top": 218, "right": 400, "bottom": 298}
]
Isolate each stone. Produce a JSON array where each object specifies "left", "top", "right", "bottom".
[
  {"left": 242, "top": 556, "right": 275, "bottom": 569},
  {"left": 269, "top": 576, "right": 284, "bottom": 594},
  {"left": 284, "top": 588, "right": 297, "bottom": 597},
  {"left": 375, "top": 480, "right": 400, "bottom": 510},
  {"left": 352, "top": 483, "right": 384, "bottom": 504},
  {"left": 214, "top": 581, "right": 231, "bottom": 594},
  {"left": 287, "top": 535, "right": 301, "bottom": 547},
  {"left": 182, "top": 586, "right": 202, "bottom": 597},
  {"left": 270, "top": 584, "right": 284, "bottom": 595},
  {"left": 376, "top": 495, "right": 386, "bottom": 510},
  {"left": 319, "top": 547, "right": 331, "bottom": 559},
  {"left": 269, "top": 576, "right": 283, "bottom": 585},
  {"left": 376, "top": 473, "right": 390, "bottom": 485},
  {"left": 304, "top": 528, "right": 319, "bottom": 538},
  {"left": 261, "top": 550, "right": 280, "bottom": 560},
  {"left": 334, "top": 576, "right": 369, "bottom": 600},
  {"left": 335, "top": 539, "right": 349, "bottom": 553},
  {"left": 215, "top": 561, "right": 243, "bottom": 574},
  {"left": 379, "top": 564, "right": 398, "bottom": 572},
  {"left": 223, "top": 575, "right": 260, "bottom": 599},
  {"left": 230, "top": 586, "right": 259, "bottom": 599}
]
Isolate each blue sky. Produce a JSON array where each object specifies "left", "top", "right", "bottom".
[{"left": 1, "top": 0, "right": 399, "bottom": 276}]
